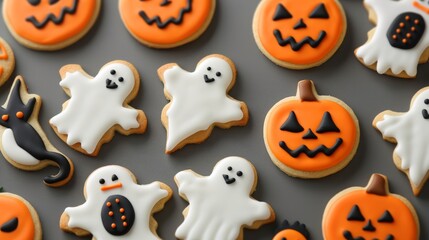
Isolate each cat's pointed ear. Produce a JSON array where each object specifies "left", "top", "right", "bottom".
[{"left": 7, "top": 76, "right": 26, "bottom": 110}]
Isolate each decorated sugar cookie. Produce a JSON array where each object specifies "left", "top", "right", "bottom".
[
  {"left": 355, "top": 0, "right": 429, "bottom": 77},
  {"left": 174, "top": 156, "right": 275, "bottom": 240},
  {"left": 49, "top": 61, "right": 147, "bottom": 156},
  {"left": 0, "top": 76, "right": 74, "bottom": 187},
  {"left": 60, "top": 165, "right": 172, "bottom": 240},
  {"left": 0, "top": 189, "right": 42, "bottom": 240},
  {"left": 0, "top": 37, "right": 15, "bottom": 87},
  {"left": 322, "top": 174, "right": 419, "bottom": 240},
  {"left": 2, "top": 0, "right": 101, "bottom": 51},
  {"left": 373, "top": 86, "right": 429, "bottom": 195},
  {"left": 253, "top": 0, "right": 346, "bottom": 69},
  {"left": 119, "top": 0, "right": 215, "bottom": 48},
  {"left": 273, "top": 220, "right": 311, "bottom": 240},
  {"left": 158, "top": 54, "right": 248, "bottom": 153},
  {"left": 264, "top": 80, "right": 359, "bottom": 178}
]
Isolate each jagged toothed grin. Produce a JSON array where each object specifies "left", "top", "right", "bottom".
[
  {"left": 343, "top": 230, "right": 394, "bottom": 240},
  {"left": 279, "top": 138, "right": 343, "bottom": 158},
  {"left": 273, "top": 30, "right": 326, "bottom": 51},
  {"left": 139, "top": 0, "right": 193, "bottom": 29},
  {"left": 26, "top": 0, "right": 79, "bottom": 29}
]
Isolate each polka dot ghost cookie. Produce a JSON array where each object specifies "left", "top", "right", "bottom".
[
  {"left": 174, "top": 156, "right": 275, "bottom": 240},
  {"left": 60, "top": 165, "right": 172, "bottom": 240},
  {"left": 119, "top": 0, "right": 216, "bottom": 48},
  {"left": 158, "top": 54, "right": 249, "bottom": 153},
  {"left": 2, "top": 0, "right": 101, "bottom": 51},
  {"left": 0, "top": 37, "right": 15, "bottom": 87},
  {"left": 355, "top": 0, "right": 429, "bottom": 77},
  {"left": 49, "top": 60, "right": 147, "bottom": 156}
]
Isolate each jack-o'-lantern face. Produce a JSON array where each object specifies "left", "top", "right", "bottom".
[
  {"left": 264, "top": 80, "right": 359, "bottom": 178},
  {"left": 0, "top": 192, "right": 41, "bottom": 240},
  {"left": 0, "top": 38, "right": 15, "bottom": 87},
  {"left": 253, "top": 0, "right": 346, "bottom": 68},
  {"left": 273, "top": 220, "right": 310, "bottom": 240},
  {"left": 323, "top": 174, "right": 420, "bottom": 240},
  {"left": 119, "top": 0, "right": 215, "bottom": 48},
  {"left": 3, "top": 0, "right": 101, "bottom": 50}
]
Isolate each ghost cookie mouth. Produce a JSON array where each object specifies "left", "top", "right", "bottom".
[
  {"left": 25, "top": 0, "right": 79, "bottom": 29},
  {"left": 204, "top": 74, "right": 215, "bottom": 83},
  {"left": 279, "top": 138, "right": 343, "bottom": 158},
  {"left": 222, "top": 174, "right": 236, "bottom": 185},
  {"left": 273, "top": 30, "right": 327, "bottom": 51},
  {"left": 138, "top": 0, "right": 193, "bottom": 29},
  {"left": 101, "top": 182, "right": 123, "bottom": 191},
  {"left": 106, "top": 79, "right": 118, "bottom": 89}
]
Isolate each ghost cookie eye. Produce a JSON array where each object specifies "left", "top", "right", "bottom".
[
  {"left": 99, "top": 178, "right": 106, "bottom": 184},
  {"left": 112, "top": 174, "right": 119, "bottom": 181}
]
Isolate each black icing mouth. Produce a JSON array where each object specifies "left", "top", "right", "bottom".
[
  {"left": 1, "top": 217, "right": 18, "bottom": 233},
  {"left": 422, "top": 109, "right": 429, "bottom": 119},
  {"left": 223, "top": 174, "right": 236, "bottom": 185},
  {"left": 343, "top": 230, "right": 394, "bottom": 240},
  {"left": 273, "top": 30, "right": 327, "bottom": 51},
  {"left": 26, "top": 0, "right": 79, "bottom": 29},
  {"left": 204, "top": 74, "right": 215, "bottom": 83},
  {"left": 139, "top": 0, "right": 192, "bottom": 29},
  {"left": 279, "top": 138, "right": 343, "bottom": 158},
  {"left": 106, "top": 79, "right": 118, "bottom": 89}
]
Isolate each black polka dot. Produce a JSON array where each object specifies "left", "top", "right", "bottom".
[
  {"left": 425, "top": 99, "right": 429, "bottom": 105},
  {"left": 207, "top": 67, "right": 212, "bottom": 71},
  {"left": 216, "top": 72, "right": 221, "bottom": 77},
  {"left": 99, "top": 178, "right": 105, "bottom": 184},
  {"left": 237, "top": 171, "right": 243, "bottom": 177},
  {"left": 118, "top": 77, "right": 124, "bottom": 82},
  {"left": 110, "top": 70, "right": 116, "bottom": 75},
  {"left": 227, "top": 166, "right": 232, "bottom": 171}
]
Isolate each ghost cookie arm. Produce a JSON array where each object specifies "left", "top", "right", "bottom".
[
  {"left": 138, "top": 181, "right": 171, "bottom": 204},
  {"left": 58, "top": 65, "right": 91, "bottom": 93},
  {"left": 159, "top": 64, "right": 188, "bottom": 97},
  {"left": 174, "top": 170, "right": 202, "bottom": 196},
  {"left": 373, "top": 111, "right": 404, "bottom": 138},
  {"left": 116, "top": 107, "right": 140, "bottom": 131},
  {"left": 61, "top": 203, "right": 96, "bottom": 236},
  {"left": 242, "top": 200, "right": 273, "bottom": 226}
]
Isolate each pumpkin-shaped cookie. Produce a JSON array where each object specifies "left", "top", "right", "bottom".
[
  {"left": 119, "top": 0, "right": 215, "bottom": 48},
  {"left": 253, "top": 0, "right": 346, "bottom": 69},
  {"left": 2, "top": 0, "right": 101, "bottom": 51},
  {"left": 273, "top": 220, "right": 310, "bottom": 240},
  {"left": 0, "top": 190, "right": 42, "bottom": 240},
  {"left": 322, "top": 174, "right": 419, "bottom": 240},
  {"left": 0, "top": 38, "right": 15, "bottom": 87},
  {"left": 264, "top": 80, "right": 359, "bottom": 178}
]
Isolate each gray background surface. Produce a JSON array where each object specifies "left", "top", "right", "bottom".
[{"left": 0, "top": 0, "right": 428, "bottom": 239}]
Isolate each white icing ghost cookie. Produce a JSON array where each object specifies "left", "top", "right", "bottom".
[
  {"left": 60, "top": 165, "right": 172, "bottom": 240},
  {"left": 174, "top": 156, "right": 275, "bottom": 240},
  {"left": 374, "top": 86, "right": 429, "bottom": 195},
  {"left": 355, "top": 0, "right": 429, "bottom": 78},
  {"left": 50, "top": 61, "right": 147, "bottom": 156},
  {"left": 158, "top": 54, "right": 249, "bottom": 153}
]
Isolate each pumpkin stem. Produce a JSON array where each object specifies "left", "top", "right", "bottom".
[
  {"left": 298, "top": 80, "right": 318, "bottom": 101},
  {"left": 366, "top": 174, "right": 389, "bottom": 196},
  {"left": 0, "top": 187, "right": 3, "bottom": 192}
]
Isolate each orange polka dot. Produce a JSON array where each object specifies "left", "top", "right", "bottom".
[
  {"left": 16, "top": 111, "right": 24, "bottom": 119},
  {"left": 2, "top": 114, "right": 8, "bottom": 121}
]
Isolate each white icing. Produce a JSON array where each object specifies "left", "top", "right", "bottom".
[
  {"left": 64, "top": 165, "right": 169, "bottom": 240},
  {"left": 2, "top": 128, "right": 39, "bottom": 166},
  {"left": 376, "top": 87, "right": 429, "bottom": 187},
  {"left": 50, "top": 62, "right": 141, "bottom": 154},
  {"left": 356, "top": 0, "right": 429, "bottom": 76},
  {"left": 162, "top": 56, "right": 245, "bottom": 151},
  {"left": 175, "top": 156, "right": 272, "bottom": 240}
]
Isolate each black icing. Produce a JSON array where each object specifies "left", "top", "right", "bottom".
[
  {"left": 316, "top": 112, "right": 340, "bottom": 133},
  {"left": 223, "top": 174, "right": 236, "bottom": 185},
  {"left": 362, "top": 220, "right": 376, "bottom": 232},
  {"left": 50, "top": 0, "right": 60, "bottom": 5},
  {"left": 0, "top": 217, "right": 18, "bottom": 233},
  {"left": 279, "top": 138, "right": 343, "bottom": 158},
  {"left": 422, "top": 109, "right": 429, "bottom": 119},
  {"left": 387, "top": 12, "right": 425, "bottom": 49},
  {"left": 378, "top": 210, "right": 394, "bottom": 223},
  {"left": 26, "top": 0, "right": 79, "bottom": 29},
  {"left": 204, "top": 74, "right": 215, "bottom": 83},
  {"left": 293, "top": 19, "right": 307, "bottom": 30},
  {"left": 273, "top": 30, "right": 326, "bottom": 51},
  {"left": 27, "top": 0, "right": 41, "bottom": 6},
  {"left": 309, "top": 3, "right": 329, "bottom": 19},
  {"left": 302, "top": 129, "right": 317, "bottom": 139},
  {"left": 347, "top": 205, "right": 365, "bottom": 221},
  {"left": 112, "top": 174, "right": 118, "bottom": 181},
  {"left": 101, "top": 195, "right": 135, "bottom": 236},
  {"left": 160, "top": 0, "right": 172, "bottom": 6},
  {"left": 0, "top": 79, "right": 72, "bottom": 185},
  {"left": 237, "top": 171, "right": 243, "bottom": 177},
  {"left": 273, "top": 3, "right": 292, "bottom": 21},
  {"left": 139, "top": 0, "right": 192, "bottom": 29},
  {"left": 106, "top": 79, "right": 118, "bottom": 89},
  {"left": 425, "top": 99, "right": 429, "bottom": 105},
  {"left": 343, "top": 231, "right": 365, "bottom": 240},
  {"left": 280, "top": 111, "right": 304, "bottom": 133}
]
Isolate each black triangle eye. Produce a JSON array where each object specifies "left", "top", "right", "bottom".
[
  {"left": 347, "top": 205, "right": 365, "bottom": 221},
  {"left": 309, "top": 3, "right": 330, "bottom": 19},
  {"left": 112, "top": 174, "right": 118, "bottom": 181},
  {"left": 273, "top": 4, "right": 293, "bottom": 21},
  {"left": 378, "top": 210, "right": 394, "bottom": 223},
  {"left": 316, "top": 112, "right": 340, "bottom": 133},
  {"left": 27, "top": 0, "right": 41, "bottom": 6},
  {"left": 49, "top": 0, "right": 60, "bottom": 5},
  {"left": 1, "top": 217, "right": 18, "bottom": 233},
  {"left": 280, "top": 111, "right": 304, "bottom": 132}
]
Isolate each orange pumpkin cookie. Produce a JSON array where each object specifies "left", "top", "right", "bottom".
[
  {"left": 118, "top": 0, "right": 215, "bottom": 48},
  {"left": 273, "top": 220, "right": 311, "bottom": 240},
  {"left": 0, "top": 190, "right": 42, "bottom": 240},
  {"left": 2, "top": 0, "right": 101, "bottom": 51},
  {"left": 322, "top": 173, "right": 420, "bottom": 240},
  {"left": 253, "top": 0, "right": 346, "bottom": 69},
  {"left": 0, "top": 37, "right": 15, "bottom": 87},
  {"left": 263, "top": 80, "right": 359, "bottom": 178}
]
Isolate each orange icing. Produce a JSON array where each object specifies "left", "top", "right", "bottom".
[
  {"left": 0, "top": 195, "right": 36, "bottom": 240},
  {"left": 119, "top": 0, "right": 213, "bottom": 46},
  {"left": 273, "top": 229, "right": 307, "bottom": 240},
  {"left": 323, "top": 189, "right": 418, "bottom": 240},
  {"left": 265, "top": 99, "right": 357, "bottom": 172},
  {"left": 0, "top": 43, "right": 8, "bottom": 77},
  {"left": 3, "top": 0, "right": 98, "bottom": 45},
  {"left": 255, "top": 0, "right": 345, "bottom": 65}
]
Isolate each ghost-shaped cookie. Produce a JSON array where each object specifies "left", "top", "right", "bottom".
[
  {"left": 374, "top": 86, "right": 429, "bottom": 195},
  {"left": 158, "top": 54, "right": 249, "bottom": 153},
  {"left": 60, "top": 165, "right": 172, "bottom": 240},
  {"left": 355, "top": 0, "right": 429, "bottom": 77},
  {"left": 50, "top": 61, "right": 147, "bottom": 156},
  {"left": 174, "top": 156, "right": 275, "bottom": 240}
]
